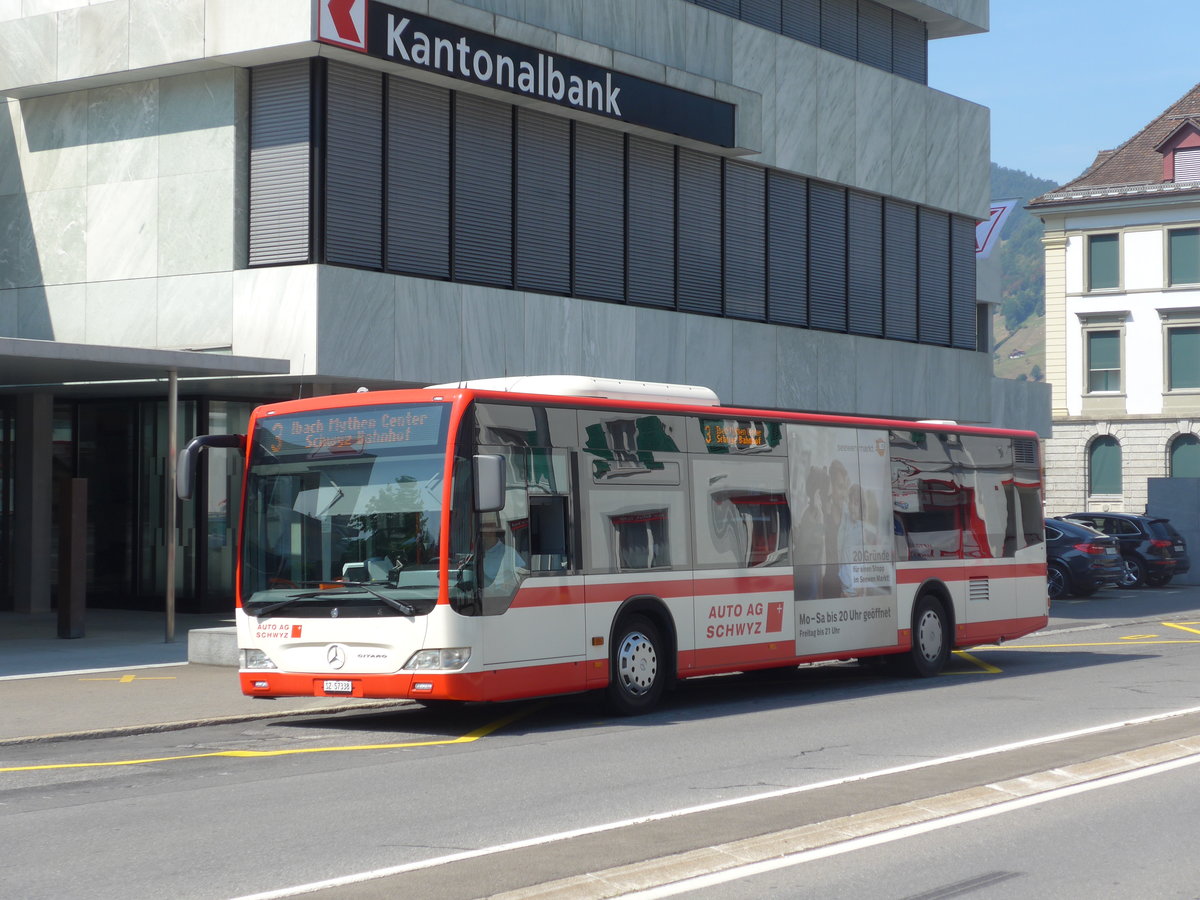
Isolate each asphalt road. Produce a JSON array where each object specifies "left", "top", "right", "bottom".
[{"left": 3, "top": 583, "right": 1200, "bottom": 899}]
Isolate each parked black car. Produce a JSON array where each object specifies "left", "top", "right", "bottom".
[
  {"left": 1062, "top": 512, "right": 1189, "bottom": 588},
  {"left": 1045, "top": 518, "right": 1123, "bottom": 600}
]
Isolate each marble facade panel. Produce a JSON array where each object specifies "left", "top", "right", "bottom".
[
  {"left": 86, "top": 81, "right": 159, "bottom": 186},
  {"left": 0, "top": 193, "right": 37, "bottom": 288},
  {"left": 316, "top": 268, "right": 396, "bottom": 379},
  {"left": 395, "top": 277, "right": 463, "bottom": 384},
  {"left": 958, "top": 100, "right": 990, "bottom": 218},
  {"left": 0, "top": 287, "right": 16, "bottom": 335},
  {"left": 23, "top": 0, "right": 87, "bottom": 14},
  {"left": 633, "top": 306, "right": 686, "bottom": 386},
  {"left": 460, "top": 284, "right": 525, "bottom": 380},
  {"left": 85, "top": 277, "right": 158, "bottom": 347},
  {"left": 428, "top": 0, "right": 494, "bottom": 32},
  {"left": 156, "top": 272, "right": 233, "bottom": 348},
  {"left": 0, "top": 14, "right": 56, "bottom": 92},
  {"left": 57, "top": 1, "right": 129, "bottom": 82},
  {"left": 28, "top": 185, "right": 85, "bottom": 285},
  {"left": 814, "top": 331, "right": 857, "bottom": 412},
  {"left": 732, "top": 23, "right": 773, "bottom": 165},
  {"left": 231, "top": 265, "right": 318, "bottom": 371},
  {"left": 158, "top": 170, "right": 235, "bottom": 275},
  {"left": 11, "top": 91, "right": 87, "bottom": 194},
  {"left": 684, "top": 315, "right": 732, "bottom": 402},
  {"left": 16, "top": 282, "right": 86, "bottom": 341},
  {"left": 729, "top": 320, "right": 778, "bottom": 408},
  {"left": 773, "top": 42, "right": 818, "bottom": 176},
  {"left": 203, "top": 0, "right": 311, "bottom": 58},
  {"left": 854, "top": 338, "right": 895, "bottom": 415},
  {"left": 815, "top": 54, "right": 855, "bottom": 186},
  {"left": 129, "top": 0, "right": 204, "bottom": 70},
  {"left": 525, "top": 292, "right": 582, "bottom": 376},
  {"left": 158, "top": 69, "right": 238, "bottom": 177},
  {"left": 579, "top": 300, "right": 634, "bottom": 379},
  {"left": 86, "top": 178, "right": 157, "bottom": 282},
  {"left": 775, "top": 327, "right": 822, "bottom": 411},
  {"left": 0, "top": 101, "right": 17, "bottom": 196},
  {"left": 923, "top": 91, "right": 960, "bottom": 213},
  {"left": 0, "top": 2, "right": 22, "bottom": 24},
  {"left": 854, "top": 67, "right": 892, "bottom": 196},
  {"left": 682, "top": 3, "right": 731, "bottom": 83},
  {"left": 890, "top": 78, "right": 927, "bottom": 204}
]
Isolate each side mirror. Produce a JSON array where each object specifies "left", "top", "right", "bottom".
[
  {"left": 178, "top": 433, "right": 244, "bottom": 500},
  {"left": 474, "top": 454, "right": 506, "bottom": 513}
]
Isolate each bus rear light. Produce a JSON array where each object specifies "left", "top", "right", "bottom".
[
  {"left": 241, "top": 648, "right": 277, "bottom": 670},
  {"left": 404, "top": 648, "right": 471, "bottom": 670}
]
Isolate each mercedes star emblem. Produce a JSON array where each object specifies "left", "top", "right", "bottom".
[{"left": 326, "top": 644, "right": 347, "bottom": 669}]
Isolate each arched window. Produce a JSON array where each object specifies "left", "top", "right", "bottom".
[
  {"left": 1170, "top": 433, "right": 1200, "bottom": 478},
  {"left": 1088, "top": 436, "right": 1122, "bottom": 496}
]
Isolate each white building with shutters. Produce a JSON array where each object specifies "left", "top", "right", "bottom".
[
  {"left": 0, "top": 0, "right": 1046, "bottom": 621},
  {"left": 1030, "top": 81, "right": 1200, "bottom": 515}
]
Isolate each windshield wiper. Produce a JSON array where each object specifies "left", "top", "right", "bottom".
[{"left": 253, "top": 583, "right": 415, "bottom": 618}]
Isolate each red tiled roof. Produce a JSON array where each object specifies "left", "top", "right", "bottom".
[{"left": 1031, "top": 81, "right": 1200, "bottom": 205}]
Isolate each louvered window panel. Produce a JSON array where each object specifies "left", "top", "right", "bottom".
[
  {"left": 809, "top": 181, "right": 847, "bottom": 332},
  {"left": 918, "top": 208, "right": 951, "bottom": 346},
  {"left": 858, "top": 0, "right": 893, "bottom": 70},
  {"left": 627, "top": 137, "right": 676, "bottom": 308},
  {"left": 781, "top": 0, "right": 820, "bottom": 45},
  {"left": 677, "top": 149, "right": 723, "bottom": 315},
  {"left": 767, "top": 171, "right": 808, "bottom": 326},
  {"left": 892, "top": 11, "right": 927, "bottom": 84},
  {"left": 1013, "top": 439, "right": 1039, "bottom": 468},
  {"left": 325, "top": 63, "right": 382, "bottom": 269},
  {"left": 1176, "top": 147, "right": 1200, "bottom": 182},
  {"left": 454, "top": 94, "right": 513, "bottom": 286},
  {"left": 386, "top": 78, "right": 450, "bottom": 278},
  {"left": 884, "top": 198, "right": 917, "bottom": 341},
  {"left": 692, "top": 0, "right": 739, "bottom": 16},
  {"left": 573, "top": 124, "right": 625, "bottom": 302},
  {"left": 742, "top": 0, "right": 783, "bottom": 32},
  {"left": 515, "top": 108, "right": 571, "bottom": 295},
  {"left": 249, "top": 61, "right": 312, "bottom": 267},
  {"left": 724, "top": 161, "right": 766, "bottom": 321},
  {"left": 819, "top": 0, "right": 857, "bottom": 58},
  {"left": 950, "top": 215, "right": 978, "bottom": 350},
  {"left": 847, "top": 190, "right": 883, "bottom": 336}
]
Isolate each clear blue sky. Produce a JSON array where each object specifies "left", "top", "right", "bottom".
[{"left": 927, "top": 1, "right": 1200, "bottom": 188}]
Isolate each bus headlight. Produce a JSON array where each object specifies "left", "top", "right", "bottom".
[
  {"left": 404, "top": 648, "right": 471, "bottom": 670},
  {"left": 241, "top": 648, "right": 277, "bottom": 670}
]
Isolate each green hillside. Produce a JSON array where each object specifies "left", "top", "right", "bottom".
[{"left": 988, "top": 164, "right": 1058, "bottom": 382}]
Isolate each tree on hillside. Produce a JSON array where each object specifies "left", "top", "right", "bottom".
[{"left": 989, "top": 164, "right": 1057, "bottom": 335}]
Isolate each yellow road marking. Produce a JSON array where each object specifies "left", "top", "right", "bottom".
[
  {"left": 1164, "top": 622, "right": 1200, "bottom": 636},
  {"left": 947, "top": 651, "right": 1001, "bottom": 674},
  {"left": 79, "top": 674, "right": 177, "bottom": 683},
  {"left": 1121, "top": 634, "right": 1158, "bottom": 641},
  {"left": 0, "top": 703, "right": 545, "bottom": 774},
  {"left": 981, "top": 640, "right": 1200, "bottom": 649}
]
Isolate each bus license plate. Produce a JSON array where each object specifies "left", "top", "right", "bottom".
[{"left": 323, "top": 680, "right": 353, "bottom": 694}]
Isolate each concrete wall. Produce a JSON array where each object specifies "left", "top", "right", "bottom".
[{"left": 1147, "top": 476, "right": 1200, "bottom": 585}]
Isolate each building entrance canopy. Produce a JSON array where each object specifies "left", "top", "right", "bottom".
[{"left": 0, "top": 338, "right": 290, "bottom": 390}]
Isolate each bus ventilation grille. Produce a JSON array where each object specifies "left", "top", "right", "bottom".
[{"left": 968, "top": 577, "right": 990, "bottom": 603}]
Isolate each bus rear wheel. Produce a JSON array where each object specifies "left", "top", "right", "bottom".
[
  {"left": 904, "top": 594, "right": 951, "bottom": 677},
  {"left": 607, "top": 615, "right": 666, "bottom": 715}
]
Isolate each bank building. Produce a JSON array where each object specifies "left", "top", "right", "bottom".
[{"left": 0, "top": 0, "right": 1044, "bottom": 623}]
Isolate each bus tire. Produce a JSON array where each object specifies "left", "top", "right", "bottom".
[
  {"left": 607, "top": 614, "right": 665, "bottom": 715},
  {"left": 904, "top": 594, "right": 951, "bottom": 677}
]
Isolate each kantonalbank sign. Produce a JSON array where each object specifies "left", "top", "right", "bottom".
[{"left": 317, "top": 0, "right": 737, "bottom": 148}]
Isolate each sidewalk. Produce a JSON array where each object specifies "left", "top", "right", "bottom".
[{"left": 0, "top": 610, "right": 406, "bottom": 745}]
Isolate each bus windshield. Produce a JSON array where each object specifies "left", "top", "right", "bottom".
[{"left": 240, "top": 403, "right": 450, "bottom": 617}]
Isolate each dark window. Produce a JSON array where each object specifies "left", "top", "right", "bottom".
[
  {"left": 820, "top": 0, "right": 857, "bottom": 57},
  {"left": 918, "top": 208, "right": 950, "bottom": 345},
  {"left": 386, "top": 79, "right": 450, "bottom": 278},
  {"left": 1088, "top": 233, "right": 1119, "bottom": 291},
  {"left": 884, "top": 198, "right": 918, "bottom": 341},
  {"left": 892, "top": 11, "right": 927, "bottom": 83},
  {"left": 1169, "top": 227, "right": 1200, "bottom": 286},
  {"left": 515, "top": 108, "right": 571, "bottom": 294},
  {"left": 858, "top": 0, "right": 893, "bottom": 70},
  {"left": 724, "top": 161, "right": 767, "bottom": 320},
  {"left": 453, "top": 94, "right": 513, "bottom": 286},
  {"left": 781, "top": 0, "right": 820, "bottom": 44},
  {"left": 325, "top": 64, "right": 383, "bottom": 269},
  {"left": 1088, "top": 436, "right": 1121, "bottom": 496},
  {"left": 809, "top": 181, "right": 847, "bottom": 331},
  {"left": 1087, "top": 330, "right": 1121, "bottom": 392},
  {"left": 742, "top": 0, "right": 783, "bottom": 31},
  {"left": 573, "top": 124, "right": 625, "bottom": 301},
  {"left": 1168, "top": 325, "right": 1200, "bottom": 390},
  {"left": 1171, "top": 434, "right": 1200, "bottom": 478},
  {"left": 249, "top": 61, "right": 312, "bottom": 266},
  {"left": 677, "top": 149, "right": 723, "bottom": 315},
  {"left": 950, "top": 214, "right": 978, "bottom": 350},
  {"left": 767, "top": 171, "right": 808, "bottom": 326},
  {"left": 847, "top": 190, "right": 882, "bottom": 336},
  {"left": 627, "top": 136, "right": 676, "bottom": 308}
]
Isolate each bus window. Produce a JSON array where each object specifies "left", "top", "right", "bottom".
[{"left": 692, "top": 457, "right": 790, "bottom": 568}]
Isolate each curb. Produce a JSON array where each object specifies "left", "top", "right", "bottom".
[{"left": 0, "top": 699, "right": 413, "bottom": 747}]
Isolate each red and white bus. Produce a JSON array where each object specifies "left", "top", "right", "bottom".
[{"left": 180, "top": 376, "right": 1048, "bottom": 714}]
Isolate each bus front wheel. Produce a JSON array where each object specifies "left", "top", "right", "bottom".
[
  {"left": 905, "top": 594, "right": 951, "bottom": 677},
  {"left": 607, "top": 615, "right": 666, "bottom": 715}
]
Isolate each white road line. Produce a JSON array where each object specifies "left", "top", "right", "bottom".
[
  {"left": 228, "top": 703, "right": 1200, "bottom": 900},
  {"left": 624, "top": 752, "right": 1200, "bottom": 899},
  {"left": 0, "top": 661, "right": 188, "bottom": 682}
]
